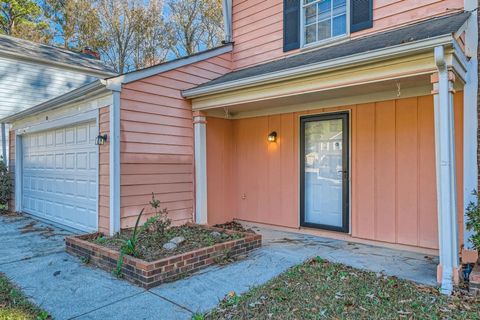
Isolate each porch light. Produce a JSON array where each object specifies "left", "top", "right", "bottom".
[
  {"left": 95, "top": 133, "right": 108, "bottom": 145},
  {"left": 268, "top": 131, "right": 277, "bottom": 142}
]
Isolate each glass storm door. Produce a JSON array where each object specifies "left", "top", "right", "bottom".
[{"left": 300, "top": 113, "right": 349, "bottom": 232}]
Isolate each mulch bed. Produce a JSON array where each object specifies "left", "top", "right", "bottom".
[
  {"left": 87, "top": 224, "right": 245, "bottom": 262},
  {"left": 213, "top": 221, "right": 256, "bottom": 234}
]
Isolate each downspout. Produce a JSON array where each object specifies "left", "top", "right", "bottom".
[{"left": 222, "top": 0, "right": 233, "bottom": 43}]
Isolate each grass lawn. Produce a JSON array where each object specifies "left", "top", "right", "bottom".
[
  {"left": 205, "top": 257, "right": 480, "bottom": 319},
  {"left": 0, "top": 273, "right": 49, "bottom": 320}
]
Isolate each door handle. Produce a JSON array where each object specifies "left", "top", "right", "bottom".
[{"left": 337, "top": 170, "right": 348, "bottom": 179}]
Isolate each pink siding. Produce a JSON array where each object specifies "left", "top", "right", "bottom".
[
  {"left": 206, "top": 117, "right": 235, "bottom": 224},
  {"left": 119, "top": 53, "right": 232, "bottom": 229},
  {"left": 98, "top": 106, "right": 110, "bottom": 234},
  {"left": 206, "top": 93, "right": 464, "bottom": 250},
  {"left": 231, "top": 0, "right": 464, "bottom": 69}
]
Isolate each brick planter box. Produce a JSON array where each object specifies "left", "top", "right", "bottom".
[{"left": 65, "top": 224, "right": 262, "bottom": 289}]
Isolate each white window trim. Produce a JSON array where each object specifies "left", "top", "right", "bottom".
[{"left": 300, "top": 0, "right": 350, "bottom": 49}]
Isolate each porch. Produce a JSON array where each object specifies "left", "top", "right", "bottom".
[{"left": 184, "top": 17, "right": 476, "bottom": 294}]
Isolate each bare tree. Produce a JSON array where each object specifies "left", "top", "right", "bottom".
[
  {"left": 131, "top": 0, "right": 170, "bottom": 70},
  {"left": 166, "top": 0, "right": 224, "bottom": 58},
  {"left": 96, "top": 0, "right": 169, "bottom": 73},
  {"left": 42, "top": 0, "right": 102, "bottom": 50}
]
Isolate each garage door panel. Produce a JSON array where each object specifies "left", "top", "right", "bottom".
[{"left": 22, "top": 121, "right": 98, "bottom": 232}]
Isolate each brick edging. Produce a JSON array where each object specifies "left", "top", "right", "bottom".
[{"left": 65, "top": 226, "right": 262, "bottom": 289}]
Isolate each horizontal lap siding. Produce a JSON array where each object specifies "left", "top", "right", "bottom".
[
  {"left": 119, "top": 53, "right": 232, "bottom": 229},
  {"left": 207, "top": 94, "right": 464, "bottom": 250},
  {"left": 98, "top": 107, "right": 110, "bottom": 234},
  {"left": 231, "top": 0, "right": 464, "bottom": 70}
]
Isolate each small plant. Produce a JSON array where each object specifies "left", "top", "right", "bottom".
[
  {"left": 214, "top": 249, "right": 234, "bottom": 265},
  {"left": 191, "top": 313, "right": 205, "bottom": 320},
  {"left": 121, "top": 208, "right": 145, "bottom": 256},
  {"left": 145, "top": 193, "right": 171, "bottom": 235},
  {"left": 113, "top": 208, "right": 145, "bottom": 277},
  {"left": 36, "top": 310, "right": 49, "bottom": 320},
  {"left": 80, "top": 255, "right": 90, "bottom": 264},
  {"left": 466, "top": 190, "right": 480, "bottom": 251},
  {"left": 0, "top": 157, "right": 11, "bottom": 212},
  {"left": 112, "top": 251, "right": 124, "bottom": 278},
  {"left": 94, "top": 236, "right": 107, "bottom": 245}
]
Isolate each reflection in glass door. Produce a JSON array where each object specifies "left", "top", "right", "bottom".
[{"left": 300, "top": 113, "right": 349, "bottom": 232}]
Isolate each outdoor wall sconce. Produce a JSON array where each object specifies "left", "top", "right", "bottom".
[
  {"left": 95, "top": 133, "right": 108, "bottom": 145},
  {"left": 268, "top": 131, "right": 277, "bottom": 142}
]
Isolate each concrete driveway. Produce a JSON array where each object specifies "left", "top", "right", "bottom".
[{"left": 0, "top": 214, "right": 438, "bottom": 320}]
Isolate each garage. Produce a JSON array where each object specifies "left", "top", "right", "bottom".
[{"left": 21, "top": 121, "right": 98, "bottom": 232}]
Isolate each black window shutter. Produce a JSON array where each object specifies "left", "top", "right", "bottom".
[
  {"left": 350, "top": 0, "right": 373, "bottom": 33},
  {"left": 283, "top": 0, "right": 300, "bottom": 52}
]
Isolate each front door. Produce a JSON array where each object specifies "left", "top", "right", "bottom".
[{"left": 300, "top": 112, "right": 349, "bottom": 232}]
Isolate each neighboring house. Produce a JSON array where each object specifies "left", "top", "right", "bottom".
[
  {"left": 1, "top": 0, "right": 478, "bottom": 296},
  {"left": 0, "top": 35, "right": 116, "bottom": 159}
]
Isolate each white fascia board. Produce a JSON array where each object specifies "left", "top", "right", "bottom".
[
  {"left": 0, "top": 49, "right": 116, "bottom": 78},
  {"left": 0, "top": 80, "right": 110, "bottom": 123},
  {"left": 451, "top": 40, "right": 469, "bottom": 83},
  {"left": 183, "top": 35, "right": 455, "bottom": 98},
  {"left": 110, "top": 44, "right": 233, "bottom": 85}
]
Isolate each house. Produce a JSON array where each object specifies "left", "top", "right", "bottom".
[
  {"left": 1, "top": 0, "right": 478, "bottom": 296},
  {"left": 0, "top": 35, "right": 116, "bottom": 160}
]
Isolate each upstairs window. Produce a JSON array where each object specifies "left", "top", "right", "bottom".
[
  {"left": 302, "top": 0, "right": 348, "bottom": 46},
  {"left": 283, "top": 0, "right": 372, "bottom": 52}
]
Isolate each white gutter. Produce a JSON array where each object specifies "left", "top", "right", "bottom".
[
  {"left": 183, "top": 34, "right": 456, "bottom": 98},
  {"left": 0, "top": 48, "right": 116, "bottom": 78},
  {"left": 0, "top": 80, "right": 109, "bottom": 123}
]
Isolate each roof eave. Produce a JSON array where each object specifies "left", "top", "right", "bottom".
[
  {"left": 183, "top": 34, "right": 455, "bottom": 99},
  {"left": 0, "top": 80, "right": 110, "bottom": 123}
]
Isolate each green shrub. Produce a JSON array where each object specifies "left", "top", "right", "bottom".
[
  {"left": 0, "top": 158, "right": 11, "bottom": 211},
  {"left": 465, "top": 190, "right": 480, "bottom": 251}
]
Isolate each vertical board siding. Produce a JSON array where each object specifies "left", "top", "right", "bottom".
[
  {"left": 206, "top": 117, "right": 234, "bottom": 224},
  {"left": 231, "top": 0, "right": 464, "bottom": 70},
  {"left": 98, "top": 106, "right": 110, "bottom": 234},
  {"left": 206, "top": 94, "right": 464, "bottom": 250},
  {"left": 119, "top": 53, "right": 232, "bottom": 229}
]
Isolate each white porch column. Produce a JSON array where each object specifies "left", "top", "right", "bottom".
[
  {"left": 432, "top": 45, "right": 460, "bottom": 295},
  {"left": 193, "top": 111, "right": 208, "bottom": 224}
]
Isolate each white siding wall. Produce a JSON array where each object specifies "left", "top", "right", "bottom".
[{"left": 0, "top": 56, "right": 97, "bottom": 118}]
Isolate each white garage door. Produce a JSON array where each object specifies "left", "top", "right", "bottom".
[{"left": 22, "top": 121, "right": 98, "bottom": 232}]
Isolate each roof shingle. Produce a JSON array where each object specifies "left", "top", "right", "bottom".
[{"left": 195, "top": 11, "right": 470, "bottom": 90}]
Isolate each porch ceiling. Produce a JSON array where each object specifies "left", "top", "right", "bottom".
[{"left": 205, "top": 73, "right": 445, "bottom": 119}]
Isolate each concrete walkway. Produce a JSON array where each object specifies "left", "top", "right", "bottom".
[{"left": 0, "top": 215, "right": 438, "bottom": 320}]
